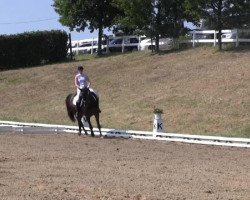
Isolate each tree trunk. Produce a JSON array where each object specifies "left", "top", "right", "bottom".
[
  {"left": 217, "top": 0, "right": 222, "bottom": 51},
  {"left": 68, "top": 33, "right": 73, "bottom": 60},
  {"left": 97, "top": 26, "right": 103, "bottom": 56},
  {"left": 155, "top": 0, "right": 161, "bottom": 52},
  {"left": 155, "top": 34, "right": 160, "bottom": 52},
  {"left": 150, "top": 36, "right": 154, "bottom": 52},
  {"left": 218, "top": 28, "right": 222, "bottom": 50}
]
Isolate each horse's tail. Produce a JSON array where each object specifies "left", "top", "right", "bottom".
[{"left": 65, "top": 93, "right": 76, "bottom": 122}]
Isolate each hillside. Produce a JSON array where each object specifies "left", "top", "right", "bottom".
[{"left": 0, "top": 47, "right": 249, "bottom": 137}]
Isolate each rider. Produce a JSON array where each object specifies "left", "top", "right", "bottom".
[{"left": 75, "top": 65, "right": 90, "bottom": 117}]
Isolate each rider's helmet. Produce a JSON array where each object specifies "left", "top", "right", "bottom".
[{"left": 77, "top": 65, "right": 84, "bottom": 71}]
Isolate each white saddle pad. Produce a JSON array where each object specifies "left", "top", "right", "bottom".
[{"left": 73, "top": 88, "right": 98, "bottom": 105}]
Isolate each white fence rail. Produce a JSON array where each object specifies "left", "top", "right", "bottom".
[
  {"left": 69, "top": 29, "right": 250, "bottom": 54},
  {"left": 1, "top": 121, "right": 250, "bottom": 148},
  {"left": 182, "top": 29, "right": 250, "bottom": 47}
]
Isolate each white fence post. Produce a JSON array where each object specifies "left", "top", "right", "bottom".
[
  {"left": 91, "top": 38, "right": 94, "bottom": 54},
  {"left": 214, "top": 30, "right": 217, "bottom": 47},
  {"left": 192, "top": 31, "right": 196, "bottom": 47},
  {"left": 138, "top": 36, "right": 141, "bottom": 51},
  {"left": 122, "top": 36, "right": 125, "bottom": 53},
  {"left": 76, "top": 40, "right": 79, "bottom": 55}
]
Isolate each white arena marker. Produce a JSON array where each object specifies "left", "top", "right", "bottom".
[{"left": 153, "top": 112, "right": 164, "bottom": 136}]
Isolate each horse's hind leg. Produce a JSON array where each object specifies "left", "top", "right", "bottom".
[
  {"left": 81, "top": 122, "right": 88, "bottom": 136},
  {"left": 86, "top": 116, "right": 94, "bottom": 137},
  {"left": 77, "top": 118, "right": 82, "bottom": 136},
  {"left": 95, "top": 113, "right": 102, "bottom": 136}
]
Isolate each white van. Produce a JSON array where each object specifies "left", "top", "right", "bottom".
[{"left": 140, "top": 38, "right": 173, "bottom": 51}]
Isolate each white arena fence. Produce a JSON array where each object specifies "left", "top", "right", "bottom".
[{"left": 0, "top": 121, "right": 250, "bottom": 148}]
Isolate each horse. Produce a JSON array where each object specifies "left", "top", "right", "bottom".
[{"left": 65, "top": 88, "right": 101, "bottom": 137}]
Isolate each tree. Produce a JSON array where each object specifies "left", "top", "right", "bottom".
[
  {"left": 113, "top": 0, "right": 152, "bottom": 35},
  {"left": 53, "top": 0, "right": 121, "bottom": 55},
  {"left": 185, "top": 0, "right": 250, "bottom": 50},
  {"left": 223, "top": 0, "right": 250, "bottom": 29},
  {"left": 114, "top": 0, "right": 187, "bottom": 52},
  {"left": 154, "top": 0, "right": 188, "bottom": 49}
]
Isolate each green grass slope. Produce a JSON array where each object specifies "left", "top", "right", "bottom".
[{"left": 0, "top": 47, "right": 249, "bottom": 137}]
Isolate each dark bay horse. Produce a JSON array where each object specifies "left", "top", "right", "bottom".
[{"left": 65, "top": 88, "right": 101, "bottom": 136}]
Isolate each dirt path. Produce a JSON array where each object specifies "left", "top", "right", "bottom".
[{"left": 0, "top": 133, "right": 249, "bottom": 200}]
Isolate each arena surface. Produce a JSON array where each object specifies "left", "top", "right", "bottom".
[{"left": 0, "top": 133, "right": 249, "bottom": 200}]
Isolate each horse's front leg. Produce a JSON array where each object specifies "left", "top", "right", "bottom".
[
  {"left": 77, "top": 116, "right": 88, "bottom": 136},
  {"left": 86, "top": 116, "right": 94, "bottom": 137},
  {"left": 82, "top": 123, "right": 88, "bottom": 136}
]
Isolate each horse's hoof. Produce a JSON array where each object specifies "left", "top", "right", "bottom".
[{"left": 78, "top": 133, "right": 81, "bottom": 136}]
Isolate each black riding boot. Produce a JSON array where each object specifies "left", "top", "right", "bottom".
[{"left": 76, "top": 90, "right": 85, "bottom": 118}]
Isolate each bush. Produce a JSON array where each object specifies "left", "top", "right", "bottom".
[{"left": 0, "top": 30, "right": 68, "bottom": 70}]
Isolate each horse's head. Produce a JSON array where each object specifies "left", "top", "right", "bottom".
[
  {"left": 80, "top": 87, "right": 99, "bottom": 108},
  {"left": 79, "top": 87, "right": 92, "bottom": 104},
  {"left": 79, "top": 87, "right": 89, "bottom": 98},
  {"left": 79, "top": 87, "right": 89, "bottom": 93}
]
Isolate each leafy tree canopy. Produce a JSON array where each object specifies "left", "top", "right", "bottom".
[
  {"left": 114, "top": 0, "right": 189, "bottom": 51},
  {"left": 185, "top": 0, "right": 250, "bottom": 49},
  {"left": 53, "top": 0, "right": 121, "bottom": 54}
]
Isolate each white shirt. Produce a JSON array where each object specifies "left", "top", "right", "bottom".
[{"left": 76, "top": 73, "right": 89, "bottom": 89}]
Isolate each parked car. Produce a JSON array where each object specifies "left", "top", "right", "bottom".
[
  {"left": 140, "top": 38, "right": 173, "bottom": 51},
  {"left": 105, "top": 36, "right": 141, "bottom": 52}
]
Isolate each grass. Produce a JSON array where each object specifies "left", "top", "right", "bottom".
[
  {"left": 0, "top": 47, "right": 250, "bottom": 137},
  {"left": 74, "top": 53, "right": 97, "bottom": 61}
]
